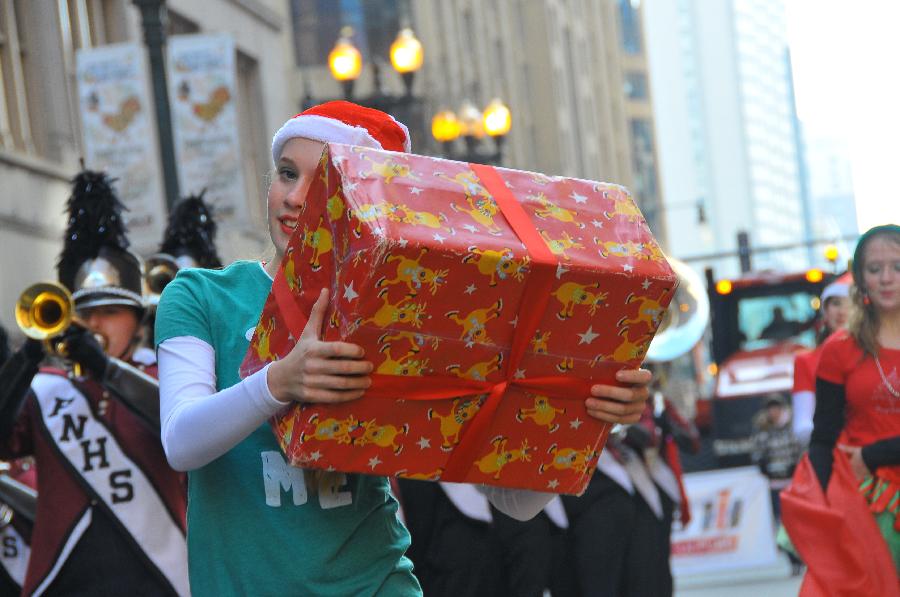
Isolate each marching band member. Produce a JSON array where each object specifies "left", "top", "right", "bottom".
[
  {"left": 155, "top": 101, "right": 653, "bottom": 595},
  {"left": 562, "top": 391, "right": 697, "bottom": 597},
  {"left": 0, "top": 459, "right": 36, "bottom": 594},
  {"left": 0, "top": 170, "right": 188, "bottom": 595},
  {"left": 398, "top": 480, "right": 505, "bottom": 596},
  {"left": 144, "top": 192, "right": 223, "bottom": 348}
]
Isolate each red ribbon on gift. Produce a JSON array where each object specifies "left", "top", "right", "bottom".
[{"left": 272, "top": 162, "right": 615, "bottom": 483}]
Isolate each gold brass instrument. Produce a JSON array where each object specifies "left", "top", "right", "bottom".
[
  {"left": 645, "top": 258, "right": 710, "bottom": 363},
  {"left": 16, "top": 282, "right": 74, "bottom": 344},
  {"left": 144, "top": 253, "right": 179, "bottom": 305},
  {"left": 15, "top": 281, "right": 107, "bottom": 357}
]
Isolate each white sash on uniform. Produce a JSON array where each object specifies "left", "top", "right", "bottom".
[
  {"left": 598, "top": 445, "right": 667, "bottom": 520},
  {"left": 31, "top": 373, "right": 190, "bottom": 596},
  {"left": 0, "top": 521, "right": 30, "bottom": 588},
  {"left": 543, "top": 497, "right": 569, "bottom": 529},
  {"left": 440, "top": 482, "right": 493, "bottom": 522}
]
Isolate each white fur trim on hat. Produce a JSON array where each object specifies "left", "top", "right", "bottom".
[
  {"left": 821, "top": 279, "right": 850, "bottom": 303},
  {"left": 272, "top": 114, "right": 405, "bottom": 163}
]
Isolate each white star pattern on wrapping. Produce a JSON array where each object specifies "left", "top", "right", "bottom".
[
  {"left": 344, "top": 180, "right": 358, "bottom": 192},
  {"left": 465, "top": 340, "right": 475, "bottom": 348},
  {"left": 463, "top": 224, "right": 479, "bottom": 234},
  {"left": 505, "top": 181, "right": 514, "bottom": 188},
  {"left": 570, "top": 418, "right": 583, "bottom": 429},
  {"left": 398, "top": 238, "right": 409, "bottom": 248},
  {"left": 556, "top": 264, "right": 569, "bottom": 279},
  {"left": 433, "top": 233, "right": 446, "bottom": 244},
  {"left": 417, "top": 437, "right": 431, "bottom": 449},
  {"left": 622, "top": 264, "right": 634, "bottom": 272},
  {"left": 410, "top": 187, "right": 424, "bottom": 195},
  {"left": 578, "top": 326, "right": 599, "bottom": 344},
  {"left": 343, "top": 282, "right": 359, "bottom": 301},
  {"left": 570, "top": 191, "right": 587, "bottom": 204},
  {"left": 510, "top": 316, "right": 519, "bottom": 327},
  {"left": 309, "top": 450, "right": 322, "bottom": 461},
  {"left": 642, "top": 279, "right": 652, "bottom": 290},
  {"left": 368, "top": 456, "right": 382, "bottom": 469},
  {"left": 514, "top": 369, "right": 527, "bottom": 379},
  {"left": 465, "top": 284, "right": 477, "bottom": 295},
  {"left": 332, "top": 155, "right": 346, "bottom": 165},
  {"left": 547, "top": 479, "right": 560, "bottom": 489},
  {"left": 591, "top": 220, "right": 604, "bottom": 228}
]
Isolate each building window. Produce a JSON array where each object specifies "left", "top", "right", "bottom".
[
  {"left": 629, "top": 118, "right": 660, "bottom": 229},
  {"left": 235, "top": 50, "right": 268, "bottom": 222},
  {"left": 167, "top": 10, "right": 200, "bottom": 35},
  {"left": 0, "top": 0, "right": 104, "bottom": 158},
  {"left": 617, "top": 0, "right": 643, "bottom": 55},
  {"left": 290, "top": 0, "right": 401, "bottom": 67},
  {"left": 623, "top": 71, "right": 647, "bottom": 100}
]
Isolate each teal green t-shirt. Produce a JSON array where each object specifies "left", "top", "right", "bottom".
[{"left": 155, "top": 260, "right": 419, "bottom": 597}]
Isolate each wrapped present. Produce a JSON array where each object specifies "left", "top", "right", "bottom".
[{"left": 240, "top": 143, "right": 676, "bottom": 494}]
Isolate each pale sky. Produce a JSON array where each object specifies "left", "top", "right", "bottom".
[{"left": 785, "top": 0, "right": 900, "bottom": 232}]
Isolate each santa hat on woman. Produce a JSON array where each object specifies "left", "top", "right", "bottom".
[
  {"left": 820, "top": 271, "right": 852, "bottom": 303},
  {"left": 271, "top": 100, "right": 411, "bottom": 163}
]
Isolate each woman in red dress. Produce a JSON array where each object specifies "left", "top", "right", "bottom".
[
  {"left": 791, "top": 273, "right": 851, "bottom": 444},
  {"left": 808, "top": 224, "right": 900, "bottom": 570}
]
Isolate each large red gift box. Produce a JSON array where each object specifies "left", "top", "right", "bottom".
[{"left": 240, "top": 143, "right": 676, "bottom": 494}]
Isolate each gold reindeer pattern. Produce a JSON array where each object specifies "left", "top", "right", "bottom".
[
  {"left": 377, "top": 249, "right": 449, "bottom": 296},
  {"left": 462, "top": 247, "right": 530, "bottom": 287},
  {"left": 474, "top": 436, "right": 532, "bottom": 480}
]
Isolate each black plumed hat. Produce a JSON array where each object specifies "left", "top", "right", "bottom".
[
  {"left": 57, "top": 169, "right": 143, "bottom": 310},
  {"left": 158, "top": 191, "right": 222, "bottom": 269}
]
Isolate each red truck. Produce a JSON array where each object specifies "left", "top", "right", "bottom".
[{"left": 699, "top": 268, "right": 835, "bottom": 467}]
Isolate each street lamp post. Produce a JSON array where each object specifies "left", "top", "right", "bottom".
[
  {"left": 431, "top": 98, "right": 512, "bottom": 165},
  {"left": 132, "top": 0, "right": 180, "bottom": 212},
  {"left": 313, "top": 26, "right": 425, "bottom": 135}
]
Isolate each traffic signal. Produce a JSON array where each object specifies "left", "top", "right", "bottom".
[{"left": 737, "top": 230, "right": 752, "bottom": 273}]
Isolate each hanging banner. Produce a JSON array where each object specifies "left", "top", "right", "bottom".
[
  {"left": 76, "top": 43, "right": 165, "bottom": 250},
  {"left": 671, "top": 466, "right": 780, "bottom": 577},
  {"left": 167, "top": 33, "right": 247, "bottom": 227}
]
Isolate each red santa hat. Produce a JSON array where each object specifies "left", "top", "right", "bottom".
[
  {"left": 821, "top": 271, "right": 852, "bottom": 303},
  {"left": 271, "top": 100, "right": 411, "bottom": 162}
]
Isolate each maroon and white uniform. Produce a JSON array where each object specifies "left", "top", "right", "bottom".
[{"left": 0, "top": 357, "right": 188, "bottom": 596}]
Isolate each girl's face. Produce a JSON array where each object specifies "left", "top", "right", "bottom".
[
  {"left": 266, "top": 137, "right": 325, "bottom": 260},
  {"left": 862, "top": 235, "right": 900, "bottom": 315},
  {"left": 823, "top": 296, "right": 850, "bottom": 331},
  {"left": 78, "top": 305, "right": 140, "bottom": 360}
]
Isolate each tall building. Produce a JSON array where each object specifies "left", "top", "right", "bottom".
[
  {"left": 803, "top": 127, "right": 859, "bottom": 264},
  {"left": 0, "top": 0, "right": 293, "bottom": 335},
  {"left": 292, "top": 0, "right": 665, "bottom": 244},
  {"left": 644, "top": 0, "right": 808, "bottom": 277}
]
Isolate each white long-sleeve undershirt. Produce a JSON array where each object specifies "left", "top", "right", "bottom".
[
  {"left": 157, "top": 335, "right": 553, "bottom": 520},
  {"left": 792, "top": 390, "right": 815, "bottom": 444}
]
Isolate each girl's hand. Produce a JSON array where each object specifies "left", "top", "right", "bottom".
[
  {"left": 585, "top": 368, "right": 652, "bottom": 424},
  {"left": 838, "top": 444, "right": 871, "bottom": 481},
  {"left": 267, "top": 289, "right": 373, "bottom": 404}
]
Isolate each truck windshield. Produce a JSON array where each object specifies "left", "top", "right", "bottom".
[{"left": 736, "top": 290, "right": 818, "bottom": 351}]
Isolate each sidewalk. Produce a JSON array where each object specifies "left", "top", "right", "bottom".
[
  {"left": 676, "top": 558, "right": 802, "bottom": 597},
  {"left": 677, "top": 575, "right": 801, "bottom": 597}
]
